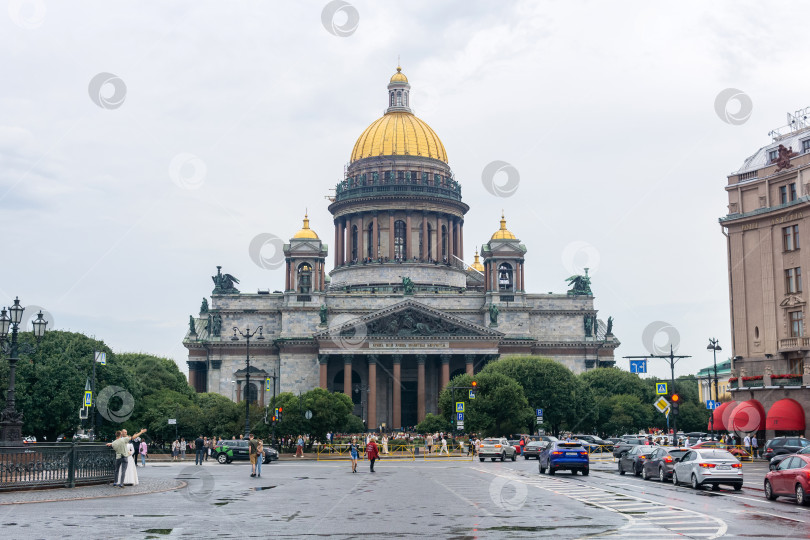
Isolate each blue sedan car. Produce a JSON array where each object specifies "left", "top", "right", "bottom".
[{"left": 539, "top": 441, "right": 589, "bottom": 475}]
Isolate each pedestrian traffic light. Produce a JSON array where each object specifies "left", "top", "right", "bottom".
[{"left": 671, "top": 394, "right": 680, "bottom": 415}]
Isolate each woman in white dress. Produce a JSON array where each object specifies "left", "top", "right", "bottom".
[{"left": 123, "top": 441, "right": 139, "bottom": 486}]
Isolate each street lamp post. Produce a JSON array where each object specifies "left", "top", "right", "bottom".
[
  {"left": 0, "top": 297, "right": 48, "bottom": 443},
  {"left": 707, "top": 338, "right": 722, "bottom": 439},
  {"left": 231, "top": 325, "right": 264, "bottom": 439}
]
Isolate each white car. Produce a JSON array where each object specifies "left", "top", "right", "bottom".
[
  {"left": 478, "top": 437, "right": 517, "bottom": 462},
  {"left": 672, "top": 448, "right": 743, "bottom": 491}
]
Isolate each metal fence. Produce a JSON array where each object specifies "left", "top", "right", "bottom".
[
  {"left": 316, "top": 442, "right": 473, "bottom": 462},
  {"left": 0, "top": 443, "right": 115, "bottom": 491}
]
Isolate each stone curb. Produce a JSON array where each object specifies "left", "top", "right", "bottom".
[{"left": 0, "top": 479, "right": 186, "bottom": 505}]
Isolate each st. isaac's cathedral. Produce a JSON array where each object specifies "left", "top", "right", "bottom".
[{"left": 183, "top": 67, "right": 619, "bottom": 429}]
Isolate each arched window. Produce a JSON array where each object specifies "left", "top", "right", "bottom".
[
  {"left": 394, "top": 220, "right": 407, "bottom": 260},
  {"left": 441, "top": 225, "right": 448, "bottom": 261},
  {"left": 243, "top": 382, "right": 258, "bottom": 404},
  {"left": 404, "top": 91, "right": 408, "bottom": 106},
  {"left": 390, "top": 92, "right": 395, "bottom": 107},
  {"left": 427, "top": 223, "right": 433, "bottom": 260},
  {"left": 297, "top": 262, "right": 312, "bottom": 293},
  {"left": 396, "top": 90, "right": 402, "bottom": 106},
  {"left": 498, "top": 262, "right": 514, "bottom": 291},
  {"left": 351, "top": 225, "right": 358, "bottom": 262},
  {"left": 367, "top": 223, "right": 374, "bottom": 259}
]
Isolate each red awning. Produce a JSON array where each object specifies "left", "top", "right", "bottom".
[
  {"left": 710, "top": 401, "right": 736, "bottom": 431},
  {"left": 766, "top": 399, "right": 806, "bottom": 431},
  {"left": 728, "top": 400, "right": 766, "bottom": 433}
]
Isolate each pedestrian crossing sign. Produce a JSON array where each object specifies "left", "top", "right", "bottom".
[
  {"left": 84, "top": 391, "right": 92, "bottom": 407},
  {"left": 656, "top": 382, "right": 668, "bottom": 395},
  {"left": 94, "top": 351, "right": 106, "bottom": 365},
  {"left": 456, "top": 402, "right": 465, "bottom": 413},
  {"left": 266, "top": 378, "right": 271, "bottom": 391}
]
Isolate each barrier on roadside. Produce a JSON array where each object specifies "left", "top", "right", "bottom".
[
  {"left": 316, "top": 442, "right": 473, "bottom": 462},
  {"left": 586, "top": 445, "right": 617, "bottom": 462}
]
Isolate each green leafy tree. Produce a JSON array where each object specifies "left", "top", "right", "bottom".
[
  {"left": 600, "top": 394, "right": 651, "bottom": 436},
  {"left": 415, "top": 413, "right": 450, "bottom": 434},
  {"left": 342, "top": 414, "right": 366, "bottom": 434},
  {"left": 483, "top": 356, "right": 584, "bottom": 436},
  {"left": 302, "top": 388, "right": 354, "bottom": 443},
  {"left": 438, "top": 372, "right": 532, "bottom": 437}
]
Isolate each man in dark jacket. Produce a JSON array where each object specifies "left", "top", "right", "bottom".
[{"left": 195, "top": 435, "right": 205, "bottom": 465}]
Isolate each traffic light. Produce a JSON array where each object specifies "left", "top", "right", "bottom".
[
  {"left": 471, "top": 381, "right": 477, "bottom": 387},
  {"left": 671, "top": 394, "right": 680, "bottom": 415},
  {"left": 277, "top": 406, "right": 283, "bottom": 421}
]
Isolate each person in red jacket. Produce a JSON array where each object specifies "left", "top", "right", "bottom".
[{"left": 366, "top": 436, "right": 380, "bottom": 473}]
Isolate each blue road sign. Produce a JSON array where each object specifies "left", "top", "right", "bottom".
[
  {"left": 469, "top": 389, "right": 476, "bottom": 399},
  {"left": 457, "top": 412, "right": 464, "bottom": 421},
  {"left": 456, "top": 402, "right": 465, "bottom": 413},
  {"left": 706, "top": 400, "right": 718, "bottom": 410},
  {"left": 84, "top": 391, "right": 92, "bottom": 407},
  {"left": 656, "top": 382, "right": 668, "bottom": 395},
  {"left": 535, "top": 408, "right": 543, "bottom": 417},
  {"left": 630, "top": 359, "right": 647, "bottom": 373}
]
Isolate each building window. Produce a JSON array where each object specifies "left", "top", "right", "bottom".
[
  {"left": 396, "top": 90, "right": 402, "bottom": 106},
  {"left": 350, "top": 225, "right": 358, "bottom": 262},
  {"left": 441, "top": 225, "right": 448, "bottom": 261},
  {"left": 780, "top": 185, "right": 788, "bottom": 204},
  {"left": 790, "top": 310, "right": 804, "bottom": 337},
  {"left": 783, "top": 225, "right": 800, "bottom": 251},
  {"left": 243, "top": 382, "right": 258, "bottom": 404},
  {"left": 297, "top": 262, "right": 312, "bottom": 293},
  {"left": 754, "top": 326, "right": 760, "bottom": 339},
  {"left": 498, "top": 263, "right": 514, "bottom": 291},
  {"left": 427, "top": 223, "right": 433, "bottom": 259},
  {"left": 394, "top": 220, "right": 407, "bottom": 260},
  {"left": 803, "top": 139, "right": 810, "bottom": 153},
  {"left": 790, "top": 183, "right": 798, "bottom": 201},
  {"left": 769, "top": 149, "right": 779, "bottom": 162},
  {"left": 789, "top": 357, "right": 804, "bottom": 374},
  {"left": 367, "top": 223, "right": 374, "bottom": 259},
  {"left": 785, "top": 267, "right": 802, "bottom": 293}
]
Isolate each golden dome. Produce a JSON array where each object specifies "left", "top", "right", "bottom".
[
  {"left": 471, "top": 248, "right": 484, "bottom": 272},
  {"left": 491, "top": 211, "right": 517, "bottom": 240},
  {"left": 292, "top": 213, "right": 319, "bottom": 239},
  {"left": 351, "top": 111, "right": 447, "bottom": 163},
  {"left": 390, "top": 66, "right": 408, "bottom": 83}
]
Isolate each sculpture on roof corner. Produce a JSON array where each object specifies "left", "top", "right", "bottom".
[
  {"left": 566, "top": 271, "right": 592, "bottom": 296},
  {"left": 212, "top": 266, "right": 240, "bottom": 294},
  {"left": 188, "top": 315, "right": 197, "bottom": 336},
  {"left": 774, "top": 144, "right": 798, "bottom": 173},
  {"left": 319, "top": 304, "right": 328, "bottom": 326},
  {"left": 606, "top": 316, "right": 614, "bottom": 336},
  {"left": 200, "top": 298, "right": 209, "bottom": 314},
  {"left": 489, "top": 303, "right": 499, "bottom": 326}
]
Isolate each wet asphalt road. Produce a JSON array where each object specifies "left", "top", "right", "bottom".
[{"left": 1, "top": 455, "right": 808, "bottom": 539}]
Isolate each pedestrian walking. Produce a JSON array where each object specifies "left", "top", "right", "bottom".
[
  {"left": 743, "top": 434, "right": 751, "bottom": 456},
  {"left": 180, "top": 437, "right": 187, "bottom": 460},
  {"left": 248, "top": 433, "right": 259, "bottom": 477},
  {"left": 349, "top": 436, "right": 360, "bottom": 473},
  {"left": 296, "top": 435, "right": 304, "bottom": 458},
  {"left": 107, "top": 428, "right": 146, "bottom": 488},
  {"left": 139, "top": 439, "right": 148, "bottom": 467},
  {"left": 752, "top": 435, "right": 759, "bottom": 458},
  {"left": 195, "top": 434, "right": 205, "bottom": 465},
  {"left": 440, "top": 436, "right": 449, "bottom": 455},
  {"left": 132, "top": 438, "right": 140, "bottom": 466},
  {"left": 172, "top": 439, "right": 179, "bottom": 461},
  {"left": 425, "top": 433, "right": 433, "bottom": 454},
  {"left": 255, "top": 439, "right": 264, "bottom": 478},
  {"left": 366, "top": 436, "right": 379, "bottom": 472}
]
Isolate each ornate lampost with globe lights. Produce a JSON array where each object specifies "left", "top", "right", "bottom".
[
  {"left": 231, "top": 325, "right": 264, "bottom": 438},
  {"left": 0, "top": 297, "right": 48, "bottom": 443}
]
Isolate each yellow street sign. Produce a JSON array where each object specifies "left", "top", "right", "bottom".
[{"left": 654, "top": 396, "right": 670, "bottom": 414}]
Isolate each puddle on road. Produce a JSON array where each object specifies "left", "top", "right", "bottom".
[
  {"left": 142, "top": 529, "right": 172, "bottom": 535},
  {"left": 250, "top": 486, "right": 276, "bottom": 491},
  {"left": 484, "top": 525, "right": 610, "bottom": 532}
]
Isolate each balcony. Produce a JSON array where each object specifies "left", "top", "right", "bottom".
[
  {"left": 729, "top": 373, "right": 805, "bottom": 390},
  {"left": 778, "top": 337, "right": 810, "bottom": 351}
]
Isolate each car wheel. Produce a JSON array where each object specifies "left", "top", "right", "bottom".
[
  {"left": 571, "top": 469, "right": 577, "bottom": 475},
  {"left": 548, "top": 467, "right": 555, "bottom": 475},
  {"left": 511, "top": 454, "right": 516, "bottom": 462},
  {"left": 582, "top": 468, "right": 589, "bottom": 476},
  {"left": 711, "top": 483, "right": 720, "bottom": 491},
  {"left": 733, "top": 483, "right": 742, "bottom": 492},
  {"left": 500, "top": 453, "right": 505, "bottom": 462},
  {"left": 217, "top": 454, "right": 228, "bottom": 464},
  {"left": 479, "top": 457, "right": 485, "bottom": 462},
  {"left": 618, "top": 462, "right": 625, "bottom": 475},
  {"left": 642, "top": 467, "right": 649, "bottom": 480},
  {"left": 524, "top": 455, "right": 528, "bottom": 460},
  {"left": 764, "top": 480, "right": 777, "bottom": 500},
  {"left": 539, "top": 463, "right": 546, "bottom": 474},
  {"left": 672, "top": 471, "right": 679, "bottom": 485},
  {"left": 797, "top": 484, "right": 809, "bottom": 506},
  {"left": 658, "top": 467, "right": 665, "bottom": 482},
  {"left": 491, "top": 458, "right": 496, "bottom": 462},
  {"left": 634, "top": 464, "right": 641, "bottom": 477},
  {"left": 691, "top": 474, "right": 701, "bottom": 490}
]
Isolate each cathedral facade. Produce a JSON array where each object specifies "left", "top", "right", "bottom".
[{"left": 183, "top": 67, "right": 619, "bottom": 429}]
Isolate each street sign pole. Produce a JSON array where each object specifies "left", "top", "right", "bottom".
[{"left": 624, "top": 345, "right": 690, "bottom": 436}]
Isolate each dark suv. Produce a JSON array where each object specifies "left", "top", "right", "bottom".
[
  {"left": 213, "top": 439, "right": 279, "bottom": 464},
  {"left": 763, "top": 437, "right": 810, "bottom": 461}
]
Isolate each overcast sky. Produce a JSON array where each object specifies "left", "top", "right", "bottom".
[{"left": 2, "top": 0, "right": 807, "bottom": 381}]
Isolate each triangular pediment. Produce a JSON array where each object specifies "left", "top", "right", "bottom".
[
  {"left": 780, "top": 295, "right": 805, "bottom": 307},
  {"left": 314, "top": 299, "right": 503, "bottom": 340}
]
